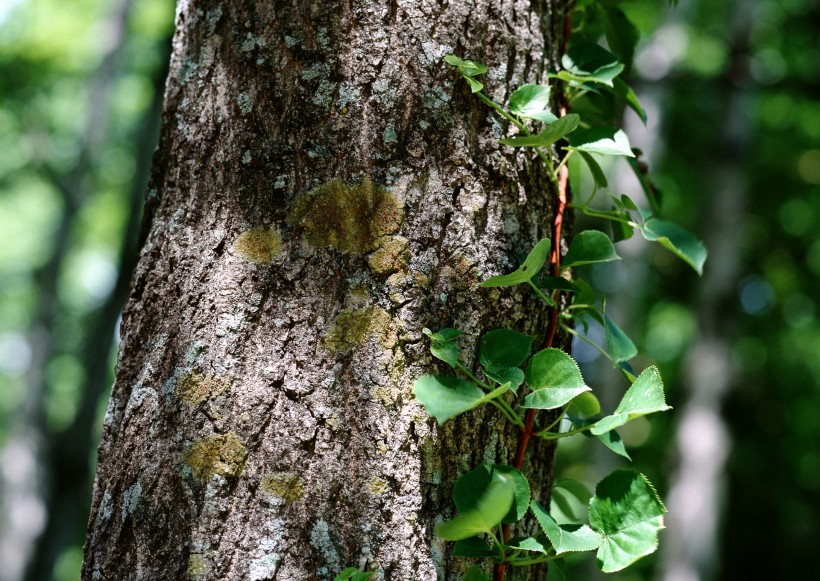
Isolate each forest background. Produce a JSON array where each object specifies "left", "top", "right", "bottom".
[{"left": 0, "top": 0, "right": 818, "bottom": 579}]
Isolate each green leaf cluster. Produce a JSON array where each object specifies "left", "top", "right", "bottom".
[
  {"left": 441, "top": 465, "right": 666, "bottom": 573},
  {"left": 429, "top": 3, "right": 699, "bottom": 577}
]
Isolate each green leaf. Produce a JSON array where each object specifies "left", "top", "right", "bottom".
[
  {"left": 436, "top": 472, "right": 515, "bottom": 540},
  {"left": 483, "top": 365, "right": 525, "bottom": 392},
  {"left": 608, "top": 77, "right": 647, "bottom": 123},
  {"left": 509, "top": 84, "right": 555, "bottom": 121},
  {"left": 479, "top": 328, "right": 534, "bottom": 368},
  {"left": 531, "top": 501, "right": 601, "bottom": 555},
  {"left": 567, "top": 126, "right": 634, "bottom": 157},
  {"left": 423, "top": 327, "right": 463, "bottom": 368},
  {"left": 567, "top": 391, "right": 601, "bottom": 417},
  {"left": 590, "top": 366, "right": 670, "bottom": 435},
  {"left": 526, "top": 110, "right": 559, "bottom": 123},
  {"left": 640, "top": 218, "right": 707, "bottom": 275},
  {"left": 499, "top": 114, "right": 580, "bottom": 148},
  {"left": 494, "top": 465, "right": 531, "bottom": 524},
  {"left": 604, "top": 313, "right": 637, "bottom": 362},
  {"left": 443, "top": 55, "right": 488, "bottom": 77},
  {"left": 537, "top": 276, "right": 576, "bottom": 292},
  {"left": 588, "top": 470, "right": 666, "bottom": 572},
  {"left": 480, "top": 238, "right": 551, "bottom": 287},
  {"left": 430, "top": 342, "right": 459, "bottom": 368},
  {"left": 598, "top": 5, "right": 639, "bottom": 71},
  {"left": 523, "top": 349, "right": 591, "bottom": 410},
  {"left": 507, "top": 535, "right": 551, "bottom": 555},
  {"left": 593, "top": 429, "right": 631, "bottom": 460},
  {"left": 465, "top": 77, "right": 484, "bottom": 93},
  {"left": 412, "top": 375, "right": 486, "bottom": 424},
  {"left": 453, "top": 465, "right": 530, "bottom": 526},
  {"left": 562, "top": 230, "right": 620, "bottom": 268},
  {"left": 578, "top": 151, "right": 608, "bottom": 189},
  {"left": 462, "top": 566, "right": 491, "bottom": 581},
  {"left": 561, "top": 43, "right": 624, "bottom": 86},
  {"left": 551, "top": 479, "right": 592, "bottom": 525},
  {"left": 453, "top": 536, "right": 499, "bottom": 558},
  {"left": 573, "top": 278, "right": 597, "bottom": 307},
  {"left": 423, "top": 327, "right": 462, "bottom": 342}
]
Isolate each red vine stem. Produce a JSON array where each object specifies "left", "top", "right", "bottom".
[
  {"left": 494, "top": 4, "right": 575, "bottom": 579},
  {"left": 494, "top": 118, "right": 570, "bottom": 581}
]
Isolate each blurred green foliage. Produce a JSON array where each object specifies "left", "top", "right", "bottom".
[
  {"left": 0, "top": 0, "right": 174, "bottom": 579},
  {"left": 563, "top": 0, "right": 820, "bottom": 579}
]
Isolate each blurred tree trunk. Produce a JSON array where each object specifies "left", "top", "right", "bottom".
[
  {"left": 659, "top": 1, "right": 751, "bottom": 579},
  {"left": 83, "top": 1, "right": 566, "bottom": 579}
]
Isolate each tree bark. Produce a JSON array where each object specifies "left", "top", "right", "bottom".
[{"left": 84, "top": 1, "right": 566, "bottom": 579}]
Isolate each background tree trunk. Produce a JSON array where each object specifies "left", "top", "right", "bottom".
[{"left": 84, "top": 1, "right": 566, "bottom": 579}]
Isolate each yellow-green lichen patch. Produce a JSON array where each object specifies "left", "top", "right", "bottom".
[
  {"left": 322, "top": 307, "right": 391, "bottom": 352},
  {"left": 188, "top": 554, "right": 211, "bottom": 578},
  {"left": 287, "top": 179, "right": 403, "bottom": 254},
  {"left": 176, "top": 373, "right": 230, "bottom": 407},
  {"left": 233, "top": 228, "right": 282, "bottom": 264},
  {"left": 372, "top": 385, "right": 401, "bottom": 406},
  {"left": 368, "top": 236, "right": 410, "bottom": 276},
  {"left": 183, "top": 432, "right": 248, "bottom": 480},
  {"left": 260, "top": 472, "right": 303, "bottom": 502},
  {"left": 367, "top": 476, "right": 388, "bottom": 495}
]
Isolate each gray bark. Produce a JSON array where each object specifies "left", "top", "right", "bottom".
[{"left": 84, "top": 1, "right": 566, "bottom": 579}]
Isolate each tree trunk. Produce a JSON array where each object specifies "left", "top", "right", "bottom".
[{"left": 83, "top": 1, "right": 566, "bottom": 579}]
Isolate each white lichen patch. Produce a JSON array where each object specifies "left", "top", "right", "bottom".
[
  {"left": 97, "top": 489, "right": 113, "bottom": 523},
  {"left": 121, "top": 481, "right": 142, "bottom": 521},
  {"left": 383, "top": 124, "right": 398, "bottom": 144},
  {"left": 247, "top": 519, "right": 287, "bottom": 579},
  {"left": 124, "top": 386, "right": 158, "bottom": 421},
  {"left": 310, "top": 519, "right": 340, "bottom": 573},
  {"left": 236, "top": 92, "right": 254, "bottom": 115}
]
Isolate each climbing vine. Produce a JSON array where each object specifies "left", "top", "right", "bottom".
[
  {"left": 334, "top": 1, "right": 703, "bottom": 580},
  {"left": 410, "top": 2, "right": 705, "bottom": 580}
]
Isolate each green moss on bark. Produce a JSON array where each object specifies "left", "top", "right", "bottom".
[
  {"left": 260, "top": 472, "right": 304, "bottom": 502},
  {"left": 176, "top": 373, "right": 230, "bottom": 406},
  {"left": 233, "top": 228, "right": 282, "bottom": 264},
  {"left": 287, "top": 179, "right": 403, "bottom": 254},
  {"left": 322, "top": 307, "right": 392, "bottom": 352},
  {"left": 183, "top": 433, "right": 248, "bottom": 480}
]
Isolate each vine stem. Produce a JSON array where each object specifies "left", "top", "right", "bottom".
[
  {"left": 495, "top": 113, "right": 571, "bottom": 581},
  {"left": 494, "top": 5, "right": 575, "bottom": 579}
]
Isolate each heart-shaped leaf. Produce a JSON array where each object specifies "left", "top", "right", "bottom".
[
  {"left": 413, "top": 375, "right": 485, "bottom": 424},
  {"left": 578, "top": 151, "right": 608, "bottom": 188},
  {"left": 604, "top": 313, "right": 637, "bottom": 363},
  {"left": 562, "top": 230, "right": 621, "bottom": 268},
  {"left": 591, "top": 366, "right": 670, "bottom": 435},
  {"left": 479, "top": 328, "right": 534, "bottom": 368},
  {"left": 531, "top": 501, "right": 601, "bottom": 555},
  {"left": 561, "top": 43, "right": 624, "bottom": 86},
  {"left": 509, "top": 84, "right": 554, "bottom": 121},
  {"left": 523, "top": 349, "right": 591, "bottom": 410},
  {"left": 640, "top": 218, "right": 707, "bottom": 275},
  {"left": 588, "top": 470, "right": 666, "bottom": 572},
  {"left": 567, "top": 126, "right": 634, "bottom": 157},
  {"left": 436, "top": 471, "right": 515, "bottom": 540}
]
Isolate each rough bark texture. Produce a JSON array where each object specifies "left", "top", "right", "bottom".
[{"left": 84, "top": 1, "right": 565, "bottom": 579}]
